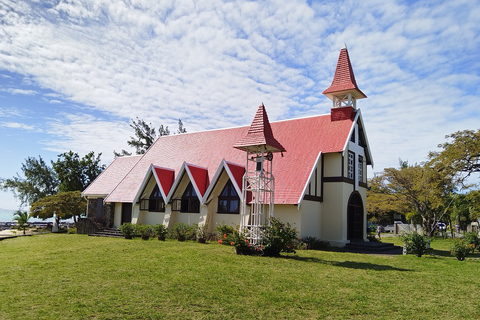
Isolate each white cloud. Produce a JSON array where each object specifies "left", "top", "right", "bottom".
[
  {"left": 1, "top": 122, "right": 36, "bottom": 131},
  {"left": 3, "top": 88, "right": 37, "bottom": 95},
  {"left": 0, "top": 0, "right": 478, "bottom": 177}
]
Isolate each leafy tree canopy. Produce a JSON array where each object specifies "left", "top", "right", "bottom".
[
  {"left": 30, "top": 190, "right": 86, "bottom": 225},
  {"left": 367, "top": 174, "right": 409, "bottom": 224},
  {"left": 52, "top": 151, "right": 105, "bottom": 192},
  {"left": 369, "top": 160, "right": 454, "bottom": 234},
  {"left": 1, "top": 152, "right": 104, "bottom": 206},
  {"left": 429, "top": 129, "right": 480, "bottom": 186},
  {"left": 0, "top": 156, "right": 58, "bottom": 206}
]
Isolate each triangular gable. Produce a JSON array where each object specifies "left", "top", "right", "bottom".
[
  {"left": 342, "top": 110, "right": 374, "bottom": 167},
  {"left": 152, "top": 165, "right": 175, "bottom": 200},
  {"left": 203, "top": 160, "right": 245, "bottom": 202},
  {"left": 186, "top": 163, "right": 209, "bottom": 197},
  {"left": 297, "top": 152, "right": 322, "bottom": 208},
  {"left": 133, "top": 164, "right": 175, "bottom": 204},
  {"left": 167, "top": 162, "right": 209, "bottom": 203},
  {"left": 225, "top": 161, "right": 244, "bottom": 194}
]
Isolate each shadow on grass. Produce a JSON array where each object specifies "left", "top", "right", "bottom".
[{"left": 282, "top": 255, "right": 411, "bottom": 271}]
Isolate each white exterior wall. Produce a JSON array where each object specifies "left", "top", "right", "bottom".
[
  {"left": 113, "top": 203, "right": 122, "bottom": 227},
  {"left": 324, "top": 153, "right": 342, "bottom": 177},
  {"left": 297, "top": 201, "right": 321, "bottom": 238},
  {"left": 206, "top": 171, "right": 242, "bottom": 234},
  {"left": 321, "top": 182, "right": 351, "bottom": 246}
]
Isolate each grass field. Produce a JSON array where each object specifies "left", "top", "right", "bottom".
[{"left": 1, "top": 234, "right": 479, "bottom": 319}]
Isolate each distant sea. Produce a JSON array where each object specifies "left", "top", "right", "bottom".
[
  {"left": 0, "top": 208, "right": 15, "bottom": 222},
  {"left": 0, "top": 208, "right": 57, "bottom": 223}
]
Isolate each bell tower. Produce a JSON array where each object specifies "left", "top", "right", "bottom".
[
  {"left": 233, "top": 104, "right": 286, "bottom": 245},
  {"left": 322, "top": 44, "right": 366, "bottom": 109}
]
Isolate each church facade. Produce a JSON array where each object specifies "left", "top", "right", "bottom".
[{"left": 82, "top": 46, "right": 373, "bottom": 247}]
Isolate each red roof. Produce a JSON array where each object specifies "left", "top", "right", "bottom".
[
  {"left": 234, "top": 104, "right": 286, "bottom": 153},
  {"left": 82, "top": 155, "right": 141, "bottom": 197},
  {"left": 185, "top": 163, "right": 209, "bottom": 197},
  {"left": 101, "top": 112, "right": 358, "bottom": 205},
  {"left": 225, "top": 161, "right": 245, "bottom": 193},
  {"left": 322, "top": 47, "right": 367, "bottom": 99},
  {"left": 152, "top": 165, "right": 175, "bottom": 199}
]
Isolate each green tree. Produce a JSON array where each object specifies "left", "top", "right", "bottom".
[
  {"left": 429, "top": 129, "right": 480, "bottom": 186},
  {"left": 375, "top": 162, "right": 453, "bottom": 234},
  {"left": 466, "top": 189, "right": 480, "bottom": 222},
  {"left": 30, "top": 191, "right": 87, "bottom": 226},
  {"left": 444, "top": 194, "right": 470, "bottom": 234},
  {"left": 114, "top": 118, "right": 187, "bottom": 157},
  {"left": 177, "top": 119, "right": 187, "bottom": 134},
  {"left": 367, "top": 174, "right": 409, "bottom": 225},
  {"left": 127, "top": 117, "right": 170, "bottom": 155},
  {"left": 13, "top": 210, "right": 30, "bottom": 235},
  {"left": 0, "top": 156, "right": 58, "bottom": 206},
  {"left": 52, "top": 151, "right": 105, "bottom": 192}
]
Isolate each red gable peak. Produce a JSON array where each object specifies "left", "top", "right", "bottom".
[
  {"left": 233, "top": 104, "right": 286, "bottom": 153},
  {"left": 322, "top": 46, "right": 366, "bottom": 100}
]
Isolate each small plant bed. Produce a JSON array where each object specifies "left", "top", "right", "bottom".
[{"left": 381, "top": 235, "right": 480, "bottom": 260}]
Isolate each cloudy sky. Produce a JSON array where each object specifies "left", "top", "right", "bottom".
[{"left": 0, "top": 0, "right": 479, "bottom": 210}]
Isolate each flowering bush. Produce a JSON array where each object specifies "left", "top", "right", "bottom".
[
  {"left": 463, "top": 232, "right": 479, "bottom": 253},
  {"left": 400, "top": 232, "right": 428, "bottom": 257},
  {"left": 230, "top": 230, "right": 255, "bottom": 255},
  {"left": 215, "top": 223, "right": 235, "bottom": 241},
  {"left": 259, "top": 217, "right": 298, "bottom": 257},
  {"left": 451, "top": 239, "right": 470, "bottom": 261}
]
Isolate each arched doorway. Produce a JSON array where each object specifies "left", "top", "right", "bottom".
[{"left": 347, "top": 192, "right": 364, "bottom": 241}]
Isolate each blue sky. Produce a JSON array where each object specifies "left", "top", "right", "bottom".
[{"left": 1, "top": 0, "right": 479, "bottom": 210}]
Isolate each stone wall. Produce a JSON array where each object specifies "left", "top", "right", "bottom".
[
  {"left": 86, "top": 198, "right": 115, "bottom": 228},
  {"left": 76, "top": 217, "right": 100, "bottom": 234}
]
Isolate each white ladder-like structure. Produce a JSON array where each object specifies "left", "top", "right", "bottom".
[
  {"left": 233, "top": 104, "right": 285, "bottom": 245},
  {"left": 241, "top": 150, "right": 274, "bottom": 245}
]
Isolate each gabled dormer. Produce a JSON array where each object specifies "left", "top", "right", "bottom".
[
  {"left": 133, "top": 164, "right": 175, "bottom": 212},
  {"left": 167, "top": 162, "right": 209, "bottom": 213},
  {"left": 323, "top": 44, "right": 366, "bottom": 113}
]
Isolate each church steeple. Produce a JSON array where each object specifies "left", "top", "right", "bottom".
[
  {"left": 233, "top": 104, "right": 285, "bottom": 153},
  {"left": 323, "top": 44, "right": 366, "bottom": 109}
]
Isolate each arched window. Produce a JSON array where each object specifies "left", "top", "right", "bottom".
[
  {"left": 181, "top": 182, "right": 200, "bottom": 213},
  {"left": 218, "top": 180, "right": 239, "bottom": 214},
  {"left": 149, "top": 185, "right": 165, "bottom": 212}
]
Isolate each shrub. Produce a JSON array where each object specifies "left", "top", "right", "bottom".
[
  {"left": 67, "top": 227, "right": 77, "bottom": 234},
  {"left": 118, "top": 223, "right": 136, "bottom": 239},
  {"left": 137, "top": 225, "right": 154, "bottom": 240},
  {"left": 230, "top": 230, "right": 255, "bottom": 255},
  {"left": 154, "top": 224, "right": 168, "bottom": 240},
  {"left": 194, "top": 223, "right": 209, "bottom": 243},
  {"left": 400, "top": 232, "right": 428, "bottom": 257},
  {"left": 451, "top": 239, "right": 470, "bottom": 261},
  {"left": 301, "top": 236, "right": 330, "bottom": 250},
  {"left": 215, "top": 223, "right": 235, "bottom": 240},
  {"left": 259, "top": 217, "right": 298, "bottom": 257},
  {"left": 173, "top": 223, "right": 191, "bottom": 241},
  {"left": 367, "top": 234, "right": 380, "bottom": 242},
  {"left": 463, "top": 232, "right": 479, "bottom": 253}
]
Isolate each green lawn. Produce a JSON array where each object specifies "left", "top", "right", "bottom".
[{"left": 1, "top": 234, "right": 479, "bottom": 319}]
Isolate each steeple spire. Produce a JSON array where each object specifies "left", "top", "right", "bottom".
[
  {"left": 323, "top": 45, "right": 366, "bottom": 109},
  {"left": 233, "top": 104, "right": 286, "bottom": 153}
]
